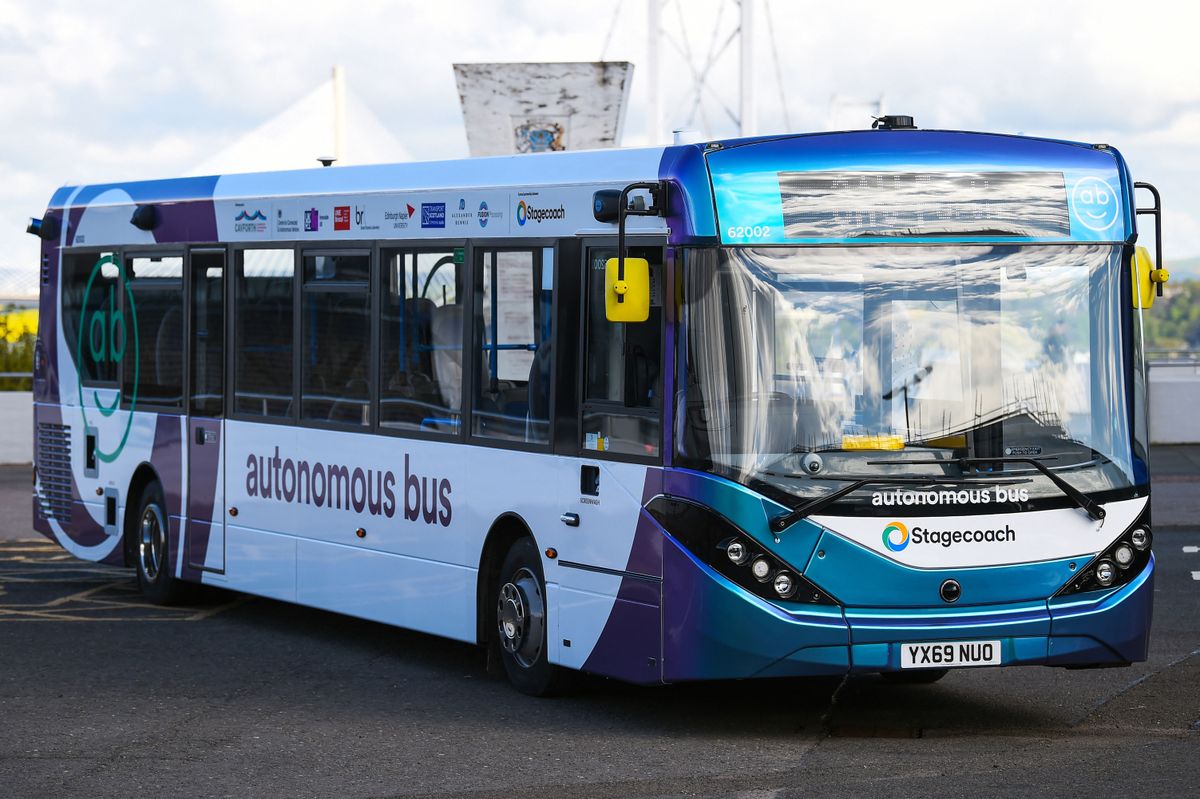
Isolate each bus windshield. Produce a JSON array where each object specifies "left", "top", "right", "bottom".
[{"left": 676, "top": 244, "right": 1143, "bottom": 516}]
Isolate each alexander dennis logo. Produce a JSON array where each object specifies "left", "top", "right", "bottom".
[
  {"left": 77, "top": 254, "right": 138, "bottom": 462},
  {"left": 882, "top": 521, "right": 909, "bottom": 552}
]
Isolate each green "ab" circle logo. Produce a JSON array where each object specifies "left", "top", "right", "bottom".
[{"left": 76, "top": 253, "right": 138, "bottom": 463}]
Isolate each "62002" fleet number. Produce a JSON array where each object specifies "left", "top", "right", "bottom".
[{"left": 726, "top": 225, "right": 771, "bottom": 239}]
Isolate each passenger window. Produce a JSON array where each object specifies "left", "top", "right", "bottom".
[
  {"left": 380, "top": 249, "right": 462, "bottom": 433},
  {"left": 62, "top": 251, "right": 121, "bottom": 385},
  {"left": 234, "top": 248, "right": 294, "bottom": 418},
  {"left": 581, "top": 247, "right": 662, "bottom": 457},
  {"left": 471, "top": 248, "right": 554, "bottom": 444},
  {"left": 124, "top": 256, "right": 184, "bottom": 408},
  {"left": 301, "top": 252, "right": 371, "bottom": 426},
  {"left": 190, "top": 251, "right": 225, "bottom": 417}
]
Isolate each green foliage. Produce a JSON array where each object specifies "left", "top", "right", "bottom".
[
  {"left": 1142, "top": 278, "right": 1200, "bottom": 351},
  {"left": 0, "top": 307, "right": 34, "bottom": 391}
]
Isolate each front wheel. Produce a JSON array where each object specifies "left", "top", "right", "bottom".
[
  {"left": 134, "top": 483, "right": 191, "bottom": 605},
  {"left": 495, "top": 537, "right": 573, "bottom": 696}
]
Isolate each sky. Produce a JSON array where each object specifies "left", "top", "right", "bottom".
[{"left": 2, "top": 0, "right": 1199, "bottom": 279}]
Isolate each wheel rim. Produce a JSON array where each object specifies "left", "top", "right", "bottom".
[
  {"left": 497, "top": 567, "right": 544, "bottom": 668},
  {"left": 139, "top": 503, "right": 166, "bottom": 582}
]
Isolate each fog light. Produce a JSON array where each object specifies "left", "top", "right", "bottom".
[
  {"left": 726, "top": 540, "right": 748, "bottom": 565},
  {"left": 1094, "top": 560, "right": 1116, "bottom": 587},
  {"left": 1130, "top": 528, "right": 1150, "bottom": 551},
  {"left": 773, "top": 571, "right": 796, "bottom": 598},
  {"left": 1113, "top": 544, "right": 1134, "bottom": 568},
  {"left": 751, "top": 557, "right": 771, "bottom": 581}
]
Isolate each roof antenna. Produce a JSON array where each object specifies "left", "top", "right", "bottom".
[
  {"left": 317, "top": 157, "right": 336, "bottom": 167},
  {"left": 872, "top": 115, "right": 916, "bottom": 130}
]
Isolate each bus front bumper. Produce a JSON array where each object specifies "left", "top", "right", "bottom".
[{"left": 662, "top": 535, "right": 1154, "bottom": 681}]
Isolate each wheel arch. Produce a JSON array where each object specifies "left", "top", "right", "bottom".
[
  {"left": 122, "top": 461, "right": 163, "bottom": 568},
  {"left": 475, "top": 512, "right": 539, "bottom": 646}
]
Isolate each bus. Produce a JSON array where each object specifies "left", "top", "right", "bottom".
[{"left": 28, "top": 119, "right": 1169, "bottom": 694}]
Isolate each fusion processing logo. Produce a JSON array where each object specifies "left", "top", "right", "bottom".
[
  {"left": 516, "top": 200, "right": 528, "bottom": 226},
  {"left": 882, "top": 521, "right": 909, "bottom": 552},
  {"left": 77, "top": 254, "right": 138, "bottom": 462},
  {"left": 478, "top": 200, "right": 489, "bottom": 228}
]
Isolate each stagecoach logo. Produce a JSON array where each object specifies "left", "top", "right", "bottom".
[
  {"left": 76, "top": 254, "right": 138, "bottom": 462},
  {"left": 882, "top": 519, "right": 1016, "bottom": 552},
  {"left": 234, "top": 207, "right": 268, "bottom": 233},
  {"left": 882, "top": 521, "right": 909, "bottom": 552},
  {"left": 516, "top": 198, "right": 565, "bottom": 226},
  {"left": 1071, "top": 176, "right": 1120, "bottom": 232}
]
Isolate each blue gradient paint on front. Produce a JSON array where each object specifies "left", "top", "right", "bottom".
[
  {"left": 705, "top": 131, "right": 1129, "bottom": 245},
  {"left": 806, "top": 529, "right": 1081, "bottom": 608}
]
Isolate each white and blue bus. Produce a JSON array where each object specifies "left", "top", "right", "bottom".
[{"left": 29, "top": 118, "right": 1168, "bottom": 693}]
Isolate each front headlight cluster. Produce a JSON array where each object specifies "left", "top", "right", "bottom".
[
  {"left": 646, "top": 496, "right": 837, "bottom": 605},
  {"left": 1058, "top": 522, "right": 1152, "bottom": 596}
]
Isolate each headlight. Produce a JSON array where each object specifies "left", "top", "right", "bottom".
[
  {"left": 1130, "top": 528, "right": 1150, "bottom": 551},
  {"left": 1094, "top": 560, "right": 1116, "bottom": 587},
  {"left": 750, "top": 557, "right": 772, "bottom": 581},
  {"left": 773, "top": 571, "right": 796, "bottom": 598},
  {"left": 725, "top": 540, "right": 748, "bottom": 565},
  {"left": 1113, "top": 544, "right": 1134, "bottom": 568}
]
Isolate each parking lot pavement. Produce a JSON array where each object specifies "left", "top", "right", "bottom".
[{"left": 2, "top": 450, "right": 1197, "bottom": 798}]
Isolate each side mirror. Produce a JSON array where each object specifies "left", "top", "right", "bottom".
[
  {"left": 605, "top": 257, "right": 650, "bottom": 322},
  {"left": 1132, "top": 246, "right": 1168, "bottom": 309}
]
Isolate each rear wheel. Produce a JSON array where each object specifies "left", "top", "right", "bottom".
[
  {"left": 880, "top": 668, "right": 949, "bottom": 685},
  {"left": 134, "top": 483, "right": 190, "bottom": 605},
  {"left": 495, "top": 537, "right": 573, "bottom": 696}
]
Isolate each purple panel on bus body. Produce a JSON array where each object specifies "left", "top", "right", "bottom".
[
  {"left": 35, "top": 222, "right": 63, "bottom": 403},
  {"left": 151, "top": 200, "right": 219, "bottom": 244},
  {"left": 182, "top": 418, "right": 222, "bottom": 581},
  {"left": 657, "top": 145, "right": 718, "bottom": 245},
  {"left": 580, "top": 470, "right": 665, "bottom": 685},
  {"left": 151, "top": 414, "right": 184, "bottom": 518}
]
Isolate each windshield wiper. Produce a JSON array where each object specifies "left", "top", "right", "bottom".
[
  {"left": 767, "top": 475, "right": 987, "bottom": 537},
  {"left": 871, "top": 456, "right": 1106, "bottom": 523}
]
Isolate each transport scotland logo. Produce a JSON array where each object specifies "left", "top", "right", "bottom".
[{"left": 882, "top": 521, "right": 909, "bottom": 552}]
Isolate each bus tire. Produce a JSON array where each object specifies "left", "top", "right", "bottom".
[
  {"left": 134, "top": 483, "right": 190, "bottom": 605},
  {"left": 495, "top": 537, "right": 572, "bottom": 696},
  {"left": 880, "top": 668, "right": 949, "bottom": 685}
]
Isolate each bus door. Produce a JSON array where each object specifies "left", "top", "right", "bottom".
[
  {"left": 553, "top": 244, "right": 665, "bottom": 681},
  {"left": 185, "top": 249, "right": 227, "bottom": 573}
]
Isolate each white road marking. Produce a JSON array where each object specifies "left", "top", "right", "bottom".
[
  {"left": 1193, "top": 571, "right": 1200, "bottom": 581},
  {"left": 1183, "top": 546, "right": 1199, "bottom": 554}
]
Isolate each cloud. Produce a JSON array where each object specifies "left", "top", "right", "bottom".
[{"left": 2, "top": 0, "right": 1199, "bottom": 275}]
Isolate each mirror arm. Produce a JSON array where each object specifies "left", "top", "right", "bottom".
[
  {"left": 1134, "top": 181, "right": 1164, "bottom": 297},
  {"left": 616, "top": 181, "right": 669, "bottom": 301}
]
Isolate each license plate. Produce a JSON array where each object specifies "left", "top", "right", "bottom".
[{"left": 900, "top": 640, "right": 1002, "bottom": 669}]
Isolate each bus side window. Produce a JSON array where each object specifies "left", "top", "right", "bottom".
[
  {"left": 234, "top": 248, "right": 295, "bottom": 419},
  {"left": 581, "top": 247, "right": 663, "bottom": 458},
  {"left": 62, "top": 251, "right": 121, "bottom": 385},
  {"left": 300, "top": 252, "right": 370, "bottom": 426},
  {"left": 380, "top": 249, "right": 463, "bottom": 434},
  {"left": 471, "top": 248, "right": 553, "bottom": 445},
  {"left": 125, "top": 255, "right": 184, "bottom": 409}
]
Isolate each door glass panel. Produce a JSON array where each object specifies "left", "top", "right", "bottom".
[
  {"left": 472, "top": 249, "right": 553, "bottom": 444},
  {"left": 190, "top": 252, "right": 224, "bottom": 416}
]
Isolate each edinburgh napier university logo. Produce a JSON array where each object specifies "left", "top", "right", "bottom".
[{"left": 77, "top": 254, "right": 138, "bottom": 462}]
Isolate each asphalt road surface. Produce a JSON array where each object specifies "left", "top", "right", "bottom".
[{"left": 2, "top": 459, "right": 1198, "bottom": 798}]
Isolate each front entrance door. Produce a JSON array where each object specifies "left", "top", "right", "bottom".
[{"left": 186, "top": 249, "right": 226, "bottom": 573}]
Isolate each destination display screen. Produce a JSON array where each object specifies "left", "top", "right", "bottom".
[{"left": 777, "top": 171, "right": 1070, "bottom": 239}]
